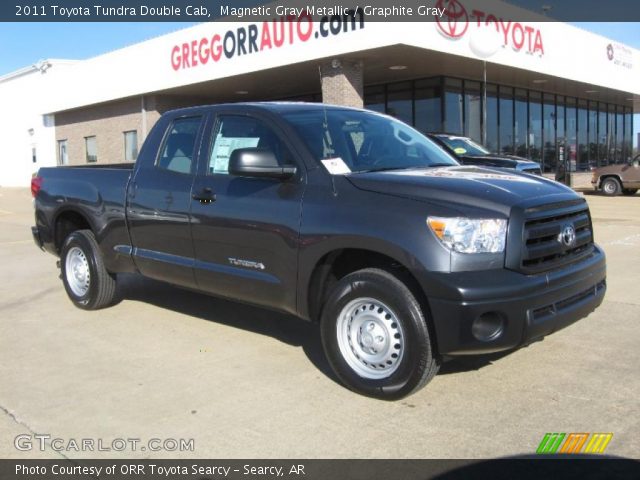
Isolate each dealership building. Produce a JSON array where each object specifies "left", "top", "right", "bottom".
[{"left": 1, "top": 0, "right": 638, "bottom": 187}]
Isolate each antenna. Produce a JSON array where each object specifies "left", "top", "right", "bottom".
[
  {"left": 317, "top": 65, "right": 335, "bottom": 158},
  {"left": 318, "top": 65, "right": 338, "bottom": 196}
]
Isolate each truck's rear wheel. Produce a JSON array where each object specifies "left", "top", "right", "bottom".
[
  {"left": 60, "top": 230, "right": 116, "bottom": 310},
  {"left": 601, "top": 177, "right": 622, "bottom": 196},
  {"left": 320, "top": 268, "right": 439, "bottom": 400}
]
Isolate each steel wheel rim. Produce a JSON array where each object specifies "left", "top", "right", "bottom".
[
  {"left": 604, "top": 181, "right": 615, "bottom": 194},
  {"left": 336, "top": 297, "right": 405, "bottom": 379},
  {"left": 65, "top": 247, "right": 90, "bottom": 297}
]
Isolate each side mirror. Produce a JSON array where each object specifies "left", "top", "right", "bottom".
[{"left": 229, "top": 148, "right": 297, "bottom": 180}]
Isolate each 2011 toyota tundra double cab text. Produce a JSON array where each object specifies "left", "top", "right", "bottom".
[{"left": 31, "top": 103, "right": 606, "bottom": 399}]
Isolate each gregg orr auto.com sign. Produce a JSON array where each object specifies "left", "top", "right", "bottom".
[{"left": 170, "top": 10, "right": 365, "bottom": 71}]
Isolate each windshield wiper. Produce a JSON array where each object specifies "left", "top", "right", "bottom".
[
  {"left": 354, "top": 164, "right": 454, "bottom": 173},
  {"left": 353, "top": 166, "right": 413, "bottom": 173}
]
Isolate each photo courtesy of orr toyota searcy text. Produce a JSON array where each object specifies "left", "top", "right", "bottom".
[{"left": 170, "top": 11, "right": 366, "bottom": 71}]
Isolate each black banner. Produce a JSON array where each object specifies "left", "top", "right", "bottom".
[
  {"left": 4, "top": 0, "right": 640, "bottom": 22},
  {"left": 2, "top": 458, "right": 640, "bottom": 480}
]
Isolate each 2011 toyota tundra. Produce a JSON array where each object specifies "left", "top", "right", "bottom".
[{"left": 31, "top": 103, "right": 606, "bottom": 399}]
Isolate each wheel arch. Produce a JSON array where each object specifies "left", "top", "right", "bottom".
[
  {"left": 302, "top": 244, "right": 436, "bottom": 346},
  {"left": 599, "top": 174, "right": 622, "bottom": 189},
  {"left": 53, "top": 208, "right": 95, "bottom": 254}
]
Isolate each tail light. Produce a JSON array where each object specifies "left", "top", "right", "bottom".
[{"left": 31, "top": 175, "right": 43, "bottom": 198}]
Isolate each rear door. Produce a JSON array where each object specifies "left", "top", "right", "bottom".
[
  {"left": 127, "top": 114, "right": 207, "bottom": 289},
  {"left": 189, "top": 111, "right": 305, "bottom": 313}
]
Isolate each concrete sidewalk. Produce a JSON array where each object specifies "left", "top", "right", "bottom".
[{"left": 0, "top": 187, "right": 638, "bottom": 459}]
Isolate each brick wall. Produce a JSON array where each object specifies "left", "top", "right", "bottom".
[
  {"left": 320, "top": 59, "right": 363, "bottom": 108},
  {"left": 55, "top": 97, "right": 147, "bottom": 165},
  {"left": 54, "top": 95, "right": 210, "bottom": 166}
]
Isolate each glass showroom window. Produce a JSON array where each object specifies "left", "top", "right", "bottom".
[
  {"left": 542, "top": 94, "right": 556, "bottom": 172},
  {"left": 598, "top": 104, "right": 608, "bottom": 167},
  {"left": 588, "top": 101, "right": 598, "bottom": 167},
  {"left": 556, "top": 96, "right": 565, "bottom": 160},
  {"left": 624, "top": 107, "right": 633, "bottom": 162},
  {"left": 364, "top": 85, "right": 385, "bottom": 114},
  {"left": 616, "top": 107, "right": 624, "bottom": 163},
  {"left": 498, "top": 86, "right": 514, "bottom": 155},
  {"left": 444, "top": 78, "right": 463, "bottom": 135},
  {"left": 124, "top": 130, "right": 138, "bottom": 161},
  {"left": 529, "top": 91, "right": 542, "bottom": 163},
  {"left": 415, "top": 78, "right": 442, "bottom": 134},
  {"left": 566, "top": 98, "right": 577, "bottom": 170},
  {"left": 85, "top": 136, "right": 97, "bottom": 163},
  {"left": 387, "top": 81, "right": 413, "bottom": 125},
  {"left": 514, "top": 89, "right": 528, "bottom": 158},
  {"left": 485, "top": 84, "right": 498, "bottom": 153},
  {"left": 463, "top": 80, "right": 482, "bottom": 143},
  {"left": 607, "top": 104, "right": 616, "bottom": 164},
  {"left": 577, "top": 99, "right": 588, "bottom": 171}
]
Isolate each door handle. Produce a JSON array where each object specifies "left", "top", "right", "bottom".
[{"left": 192, "top": 187, "right": 216, "bottom": 204}]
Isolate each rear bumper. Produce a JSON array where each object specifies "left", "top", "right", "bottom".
[
  {"left": 31, "top": 226, "right": 44, "bottom": 251},
  {"left": 421, "top": 246, "right": 606, "bottom": 356}
]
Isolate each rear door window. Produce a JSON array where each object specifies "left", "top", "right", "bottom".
[{"left": 156, "top": 116, "right": 202, "bottom": 174}]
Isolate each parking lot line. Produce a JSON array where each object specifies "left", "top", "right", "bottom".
[{"left": 0, "top": 240, "right": 32, "bottom": 245}]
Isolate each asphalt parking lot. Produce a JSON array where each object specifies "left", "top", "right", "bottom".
[{"left": 1, "top": 187, "right": 639, "bottom": 459}]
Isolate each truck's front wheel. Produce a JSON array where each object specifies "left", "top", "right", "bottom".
[
  {"left": 60, "top": 230, "right": 116, "bottom": 310},
  {"left": 601, "top": 177, "right": 622, "bottom": 196},
  {"left": 320, "top": 268, "right": 439, "bottom": 400}
]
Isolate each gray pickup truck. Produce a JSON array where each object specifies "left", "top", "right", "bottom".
[
  {"left": 31, "top": 103, "right": 606, "bottom": 399},
  {"left": 591, "top": 154, "right": 640, "bottom": 196}
]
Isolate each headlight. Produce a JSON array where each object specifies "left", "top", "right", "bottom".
[{"left": 427, "top": 217, "right": 507, "bottom": 253}]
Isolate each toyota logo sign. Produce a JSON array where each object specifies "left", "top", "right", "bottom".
[
  {"left": 558, "top": 224, "right": 577, "bottom": 248},
  {"left": 435, "top": 0, "right": 469, "bottom": 39},
  {"left": 607, "top": 44, "right": 614, "bottom": 61}
]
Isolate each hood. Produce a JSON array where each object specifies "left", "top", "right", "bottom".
[
  {"left": 346, "top": 166, "right": 576, "bottom": 216},
  {"left": 459, "top": 154, "right": 539, "bottom": 169}
]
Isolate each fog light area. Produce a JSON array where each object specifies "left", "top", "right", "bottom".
[{"left": 472, "top": 312, "right": 505, "bottom": 342}]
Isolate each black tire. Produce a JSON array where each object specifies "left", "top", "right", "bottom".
[
  {"left": 622, "top": 189, "right": 638, "bottom": 196},
  {"left": 601, "top": 177, "right": 622, "bottom": 196},
  {"left": 320, "top": 268, "right": 440, "bottom": 400},
  {"left": 60, "top": 229, "right": 116, "bottom": 310}
]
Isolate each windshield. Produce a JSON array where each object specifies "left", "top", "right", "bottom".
[
  {"left": 437, "top": 136, "right": 490, "bottom": 157},
  {"left": 281, "top": 109, "right": 459, "bottom": 173}
]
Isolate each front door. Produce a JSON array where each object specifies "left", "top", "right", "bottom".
[
  {"left": 625, "top": 155, "right": 640, "bottom": 188},
  {"left": 190, "top": 113, "right": 305, "bottom": 313}
]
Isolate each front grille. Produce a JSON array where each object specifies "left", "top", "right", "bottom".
[{"left": 519, "top": 200, "right": 594, "bottom": 274}]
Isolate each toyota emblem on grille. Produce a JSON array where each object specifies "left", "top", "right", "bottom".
[{"left": 558, "top": 224, "right": 576, "bottom": 248}]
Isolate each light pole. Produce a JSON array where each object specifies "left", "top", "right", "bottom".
[{"left": 469, "top": 28, "right": 502, "bottom": 146}]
